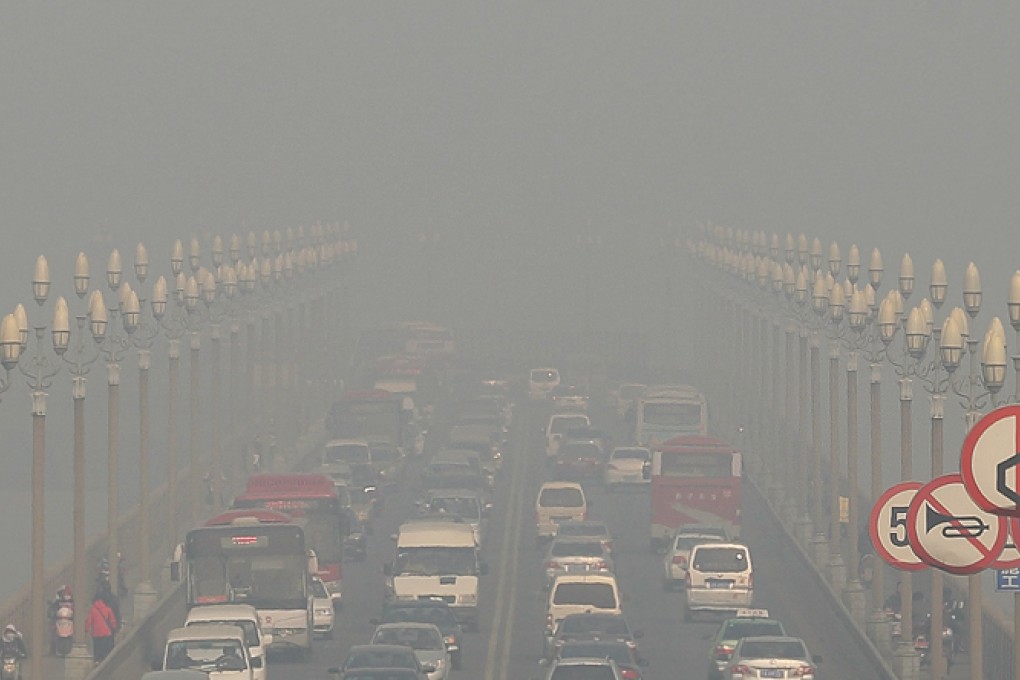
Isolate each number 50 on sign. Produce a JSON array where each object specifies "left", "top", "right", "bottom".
[{"left": 869, "top": 481, "right": 925, "bottom": 571}]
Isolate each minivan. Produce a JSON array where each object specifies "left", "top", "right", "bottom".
[
  {"left": 684, "top": 542, "right": 754, "bottom": 620},
  {"left": 545, "top": 573, "right": 622, "bottom": 638},
  {"left": 536, "top": 482, "right": 588, "bottom": 545},
  {"left": 529, "top": 368, "right": 561, "bottom": 401},
  {"left": 159, "top": 625, "right": 253, "bottom": 679},
  {"left": 184, "top": 604, "right": 269, "bottom": 680}
]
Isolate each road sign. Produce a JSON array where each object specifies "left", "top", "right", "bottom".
[
  {"left": 907, "top": 473, "right": 1008, "bottom": 575},
  {"left": 996, "top": 568, "right": 1020, "bottom": 592},
  {"left": 992, "top": 517, "right": 1020, "bottom": 569},
  {"left": 869, "top": 481, "right": 925, "bottom": 571},
  {"left": 960, "top": 404, "right": 1020, "bottom": 516}
]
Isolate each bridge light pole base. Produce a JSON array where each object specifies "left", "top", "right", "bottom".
[
  {"left": 893, "top": 642, "right": 919, "bottom": 680},
  {"left": 65, "top": 643, "right": 93, "bottom": 680},
  {"left": 866, "top": 609, "right": 892, "bottom": 656},
  {"left": 842, "top": 578, "right": 867, "bottom": 626},
  {"left": 133, "top": 579, "right": 158, "bottom": 621},
  {"left": 810, "top": 533, "right": 829, "bottom": 569},
  {"left": 794, "top": 514, "right": 813, "bottom": 547},
  {"left": 828, "top": 553, "right": 847, "bottom": 591}
]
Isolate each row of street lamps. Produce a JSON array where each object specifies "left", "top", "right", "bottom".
[
  {"left": 690, "top": 226, "right": 1018, "bottom": 680},
  {"left": 0, "top": 224, "right": 356, "bottom": 680}
]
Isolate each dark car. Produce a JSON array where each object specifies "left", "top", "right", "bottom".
[
  {"left": 545, "top": 612, "right": 642, "bottom": 660},
  {"left": 339, "top": 644, "right": 431, "bottom": 679},
  {"left": 373, "top": 600, "right": 464, "bottom": 669},
  {"left": 328, "top": 668, "right": 421, "bottom": 680},
  {"left": 554, "top": 640, "right": 647, "bottom": 680}
]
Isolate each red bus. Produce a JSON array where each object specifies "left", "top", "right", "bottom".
[
  {"left": 231, "top": 473, "right": 345, "bottom": 601},
  {"left": 649, "top": 435, "right": 742, "bottom": 552}
]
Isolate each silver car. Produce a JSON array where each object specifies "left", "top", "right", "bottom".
[
  {"left": 726, "top": 636, "right": 819, "bottom": 679},
  {"left": 543, "top": 537, "right": 614, "bottom": 589},
  {"left": 602, "top": 447, "right": 650, "bottom": 488},
  {"left": 370, "top": 623, "right": 449, "bottom": 680}
]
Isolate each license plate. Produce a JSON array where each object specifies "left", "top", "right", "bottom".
[
  {"left": 707, "top": 579, "right": 732, "bottom": 589},
  {"left": 760, "top": 670, "right": 784, "bottom": 678}
]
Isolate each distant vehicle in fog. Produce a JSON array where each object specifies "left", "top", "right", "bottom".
[
  {"left": 529, "top": 368, "right": 561, "bottom": 400},
  {"left": 634, "top": 385, "right": 707, "bottom": 447}
]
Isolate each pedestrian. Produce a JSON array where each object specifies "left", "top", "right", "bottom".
[{"left": 85, "top": 593, "right": 117, "bottom": 664}]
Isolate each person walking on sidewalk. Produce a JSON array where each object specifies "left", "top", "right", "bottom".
[{"left": 85, "top": 593, "right": 118, "bottom": 664}]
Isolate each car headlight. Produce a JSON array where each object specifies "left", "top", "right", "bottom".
[
  {"left": 315, "top": 608, "right": 332, "bottom": 616},
  {"left": 459, "top": 593, "right": 477, "bottom": 604}
]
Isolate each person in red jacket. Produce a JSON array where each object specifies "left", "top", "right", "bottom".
[{"left": 85, "top": 593, "right": 117, "bottom": 664}]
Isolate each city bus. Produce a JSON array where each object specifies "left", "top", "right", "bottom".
[
  {"left": 635, "top": 385, "right": 708, "bottom": 447},
  {"left": 327, "top": 389, "right": 408, "bottom": 453},
  {"left": 172, "top": 510, "right": 315, "bottom": 655},
  {"left": 648, "top": 435, "right": 741, "bottom": 553},
  {"left": 231, "top": 474, "right": 346, "bottom": 601}
]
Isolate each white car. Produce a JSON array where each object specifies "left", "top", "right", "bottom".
[
  {"left": 543, "top": 537, "right": 614, "bottom": 589},
  {"left": 603, "top": 447, "right": 650, "bottom": 488},
  {"left": 371, "top": 622, "right": 450, "bottom": 680},
  {"left": 545, "top": 413, "right": 591, "bottom": 460},
  {"left": 685, "top": 543, "right": 754, "bottom": 621},
  {"left": 310, "top": 576, "right": 335, "bottom": 639},
  {"left": 662, "top": 525, "right": 729, "bottom": 591},
  {"left": 726, "top": 635, "right": 819, "bottom": 679}
]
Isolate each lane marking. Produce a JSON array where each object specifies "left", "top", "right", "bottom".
[{"left": 483, "top": 404, "right": 530, "bottom": 680}]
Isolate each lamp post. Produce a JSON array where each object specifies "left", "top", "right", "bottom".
[
  {"left": 101, "top": 249, "right": 137, "bottom": 610},
  {"left": 130, "top": 242, "right": 164, "bottom": 621},
  {"left": 20, "top": 255, "right": 69, "bottom": 680},
  {"left": 185, "top": 273, "right": 203, "bottom": 525},
  {"left": 61, "top": 253, "right": 106, "bottom": 680},
  {"left": 161, "top": 242, "right": 189, "bottom": 549}
]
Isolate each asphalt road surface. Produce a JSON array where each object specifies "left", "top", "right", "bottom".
[{"left": 261, "top": 396, "right": 887, "bottom": 680}]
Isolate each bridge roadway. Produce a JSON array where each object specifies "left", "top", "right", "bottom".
[{"left": 252, "top": 398, "right": 887, "bottom": 680}]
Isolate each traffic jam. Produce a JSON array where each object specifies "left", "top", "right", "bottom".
[{"left": 145, "top": 320, "right": 854, "bottom": 680}]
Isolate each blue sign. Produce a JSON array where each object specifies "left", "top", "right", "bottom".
[{"left": 995, "top": 568, "right": 1020, "bottom": 591}]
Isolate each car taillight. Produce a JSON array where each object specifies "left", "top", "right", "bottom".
[
  {"left": 671, "top": 555, "right": 687, "bottom": 566},
  {"left": 595, "top": 560, "right": 609, "bottom": 570},
  {"left": 619, "top": 668, "right": 640, "bottom": 680},
  {"left": 685, "top": 571, "right": 692, "bottom": 588},
  {"left": 603, "top": 540, "right": 613, "bottom": 552},
  {"left": 730, "top": 664, "right": 751, "bottom": 675},
  {"left": 791, "top": 665, "right": 815, "bottom": 677},
  {"left": 714, "top": 644, "right": 734, "bottom": 659},
  {"left": 581, "top": 511, "right": 587, "bottom": 520},
  {"left": 748, "top": 572, "right": 753, "bottom": 589},
  {"left": 545, "top": 614, "right": 554, "bottom": 629},
  {"left": 625, "top": 639, "right": 637, "bottom": 650},
  {"left": 545, "top": 561, "right": 560, "bottom": 570}
]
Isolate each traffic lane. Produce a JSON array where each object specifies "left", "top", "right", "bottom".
[{"left": 268, "top": 398, "right": 529, "bottom": 679}]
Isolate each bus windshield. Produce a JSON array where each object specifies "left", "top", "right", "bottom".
[
  {"left": 658, "top": 452, "right": 733, "bottom": 477},
  {"left": 190, "top": 553, "right": 307, "bottom": 609},
  {"left": 642, "top": 402, "right": 702, "bottom": 427}
]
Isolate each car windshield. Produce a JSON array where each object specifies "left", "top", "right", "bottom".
[
  {"left": 723, "top": 621, "right": 785, "bottom": 639},
  {"left": 532, "top": 370, "right": 558, "bottom": 382},
  {"left": 560, "top": 616, "right": 630, "bottom": 636},
  {"left": 561, "top": 442, "right": 601, "bottom": 459},
  {"left": 560, "top": 642, "right": 631, "bottom": 664},
  {"left": 557, "top": 524, "right": 609, "bottom": 539},
  {"left": 549, "top": 665, "right": 617, "bottom": 680},
  {"left": 311, "top": 579, "right": 329, "bottom": 599},
  {"left": 693, "top": 547, "right": 749, "bottom": 572},
  {"left": 428, "top": 497, "right": 480, "bottom": 519},
  {"left": 165, "top": 640, "right": 246, "bottom": 671},
  {"left": 344, "top": 648, "right": 418, "bottom": 670},
  {"left": 187, "top": 620, "right": 259, "bottom": 647},
  {"left": 539, "top": 488, "right": 585, "bottom": 508},
  {"left": 552, "top": 583, "right": 617, "bottom": 608},
  {"left": 612, "top": 450, "right": 648, "bottom": 461},
  {"left": 373, "top": 627, "right": 443, "bottom": 651},
  {"left": 383, "top": 606, "right": 457, "bottom": 629},
  {"left": 674, "top": 535, "right": 726, "bottom": 551},
  {"left": 738, "top": 640, "right": 807, "bottom": 660},
  {"left": 325, "top": 444, "right": 370, "bottom": 464},
  {"left": 394, "top": 547, "right": 477, "bottom": 576},
  {"left": 550, "top": 541, "right": 604, "bottom": 557},
  {"left": 370, "top": 445, "right": 401, "bottom": 462},
  {"left": 551, "top": 417, "right": 588, "bottom": 434}
]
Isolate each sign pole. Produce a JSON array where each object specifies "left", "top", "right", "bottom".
[{"left": 969, "top": 572, "right": 982, "bottom": 680}]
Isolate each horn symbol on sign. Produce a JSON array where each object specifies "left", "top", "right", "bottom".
[{"left": 925, "top": 505, "right": 990, "bottom": 538}]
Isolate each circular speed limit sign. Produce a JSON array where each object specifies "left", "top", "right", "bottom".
[{"left": 869, "top": 481, "right": 925, "bottom": 571}]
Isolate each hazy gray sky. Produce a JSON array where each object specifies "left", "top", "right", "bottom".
[{"left": 2, "top": 1, "right": 1020, "bottom": 595}]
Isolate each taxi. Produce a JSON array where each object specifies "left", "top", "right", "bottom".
[{"left": 705, "top": 609, "right": 785, "bottom": 680}]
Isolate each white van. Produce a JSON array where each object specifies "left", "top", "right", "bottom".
[
  {"left": 529, "top": 368, "right": 561, "bottom": 401},
  {"left": 545, "top": 573, "right": 622, "bottom": 635},
  {"left": 535, "top": 482, "right": 588, "bottom": 545},
  {"left": 160, "top": 625, "right": 253, "bottom": 680},
  {"left": 184, "top": 605, "right": 269, "bottom": 680},
  {"left": 385, "top": 521, "right": 486, "bottom": 631},
  {"left": 684, "top": 542, "right": 754, "bottom": 620}
]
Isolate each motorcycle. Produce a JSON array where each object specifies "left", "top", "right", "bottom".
[
  {"left": 52, "top": 602, "right": 74, "bottom": 656},
  {"left": 0, "top": 654, "right": 21, "bottom": 680},
  {"left": 916, "top": 617, "right": 954, "bottom": 670},
  {"left": 343, "top": 517, "right": 367, "bottom": 561}
]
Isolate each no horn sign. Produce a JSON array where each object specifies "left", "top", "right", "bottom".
[{"left": 961, "top": 405, "right": 1020, "bottom": 517}]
